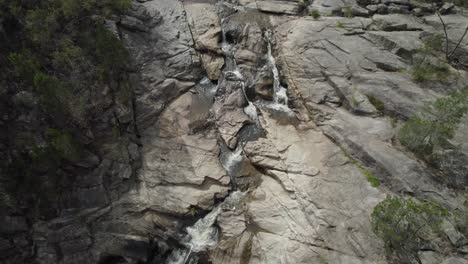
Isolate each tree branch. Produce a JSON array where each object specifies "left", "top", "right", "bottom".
[
  {"left": 436, "top": 11, "right": 450, "bottom": 61},
  {"left": 448, "top": 25, "right": 468, "bottom": 60}
]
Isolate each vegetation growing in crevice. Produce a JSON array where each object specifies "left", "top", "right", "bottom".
[
  {"left": 371, "top": 196, "right": 449, "bottom": 264},
  {"left": 411, "top": 34, "right": 453, "bottom": 82},
  {"left": 366, "top": 95, "right": 385, "bottom": 113},
  {"left": 310, "top": 9, "right": 321, "bottom": 19},
  {"left": 341, "top": 148, "right": 380, "bottom": 187},
  {"left": 343, "top": 5, "right": 353, "bottom": 18}
]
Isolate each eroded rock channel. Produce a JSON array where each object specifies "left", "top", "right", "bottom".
[{"left": 2, "top": 0, "right": 467, "bottom": 263}]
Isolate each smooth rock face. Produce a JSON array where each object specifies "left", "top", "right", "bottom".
[{"left": 3, "top": 1, "right": 468, "bottom": 264}]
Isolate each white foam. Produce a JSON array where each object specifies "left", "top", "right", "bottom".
[
  {"left": 265, "top": 31, "right": 293, "bottom": 114},
  {"left": 244, "top": 102, "right": 258, "bottom": 121}
]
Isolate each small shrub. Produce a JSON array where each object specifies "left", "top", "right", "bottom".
[
  {"left": 317, "top": 256, "right": 328, "bottom": 264},
  {"left": 422, "top": 34, "right": 444, "bottom": 53},
  {"left": 372, "top": 197, "right": 448, "bottom": 263},
  {"left": 336, "top": 21, "right": 344, "bottom": 28},
  {"left": 46, "top": 128, "right": 82, "bottom": 162},
  {"left": 310, "top": 9, "right": 321, "bottom": 19},
  {"left": 399, "top": 90, "right": 468, "bottom": 158},
  {"left": 298, "top": 0, "right": 309, "bottom": 11},
  {"left": 411, "top": 33, "right": 452, "bottom": 82},
  {"left": 341, "top": 148, "right": 380, "bottom": 187},
  {"left": 8, "top": 51, "right": 40, "bottom": 83},
  {"left": 411, "top": 60, "right": 451, "bottom": 82},
  {"left": 33, "top": 72, "right": 71, "bottom": 115},
  {"left": 95, "top": 24, "right": 129, "bottom": 80},
  {"left": 343, "top": 5, "right": 353, "bottom": 18},
  {"left": 366, "top": 95, "right": 384, "bottom": 112}
]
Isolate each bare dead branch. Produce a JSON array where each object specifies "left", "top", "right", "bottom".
[
  {"left": 436, "top": 11, "right": 450, "bottom": 60},
  {"left": 448, "top": 25, "right": 468, "bottom": 60}
]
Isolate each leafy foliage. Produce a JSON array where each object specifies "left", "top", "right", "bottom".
[
  {"left": 371, "top": 197, "right": 448, "bottom": 263},
  {"left": 310, "top": 9, "right": 321, "bottom": 19},
  {"left": 343, "top": 5, "right": 353, "bottom": 18},
  {"left": 411, "top": 34, "right": 452, "bottom": 82},
  {"left": 411, "top": 60, "right": 451, "bottom": 82},
  {"left": 0, "top": 0, "right": 131, "bottom": 213},
  {"left": 399, "top": 90, "right": 468, "bottom": 157},
  {"left": 366, "top": 95, "right": 384, "bottom": 113}
]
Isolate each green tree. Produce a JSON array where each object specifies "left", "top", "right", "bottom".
[
  {"left": 399, "top": 90, "right": 468, "bottom": 157},
  {"left": 371, "top": 197, "right": 448, "bottom": 264},
  {"left": 0, "top": 0, "right": 132, "bottom": 216}
]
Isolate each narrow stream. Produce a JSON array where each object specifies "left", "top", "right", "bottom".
[
  {"left": 165, "top": 191, "right": 245, "bottom": 264},
  {"left": 264, "top": 30, "right": 294, "bottom": 115},
  {"left": 164, "top": 10, "right": 294, "bottom": 264}
]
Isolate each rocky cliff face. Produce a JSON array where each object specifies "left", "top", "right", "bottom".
[{"left": 1, "top": 0, "right": 468, "bottom": 263}]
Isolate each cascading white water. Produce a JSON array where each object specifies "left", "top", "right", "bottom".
[
  {"left": 199, "top": 77, "right": 218, "bottom": 99},
  {"left": 221, "top": 145, "right": 244, "bottom": 176},
  {"left": 221, "top": 22, "right": 259, "bottom": 122},
  {"left": 165, "top": 191, "right": 246, "bottom": 264},
  {"left": 265, "top": 31, "right": 293, "bottom": 114},
  {"left": 166, "top": 207, "right": 221, "bottom": 264}
]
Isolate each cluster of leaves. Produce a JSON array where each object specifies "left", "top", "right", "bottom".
[
  {"left": 0, "top": 0, "right": 131, "bottom": 213},
  {"left": 343, "top": 5, "right": 353, "bottom": 18},
  {"left": 411, "top": 34, "right": 453, "bottom": 82},
  {"left": 310, "top": 9, "right": 321, "bottom": 19},
  {"left": 399, "top": 90, "right": 468, "bottom": 158},
  {"left": 371, "top": 197, "right": 449, "bottom": 264}
]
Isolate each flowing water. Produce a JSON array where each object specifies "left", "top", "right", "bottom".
[
  {"left": 221, "top": 22, "right": 259, "bottom": 123},
  {"left": 264, "top": 31, "right": 294, "bottom": 115},
  {"left": 221, "top": 145, "right": 244, "bottom": 177},
  {"left": 165, "top": 191, "right": 245, "bottom": 264},
  {"left": 165, "top": 11, "right": 293, "bottom": 264},
  {"left": 166, "top": 207, "right": 221, "bottom": 264}
]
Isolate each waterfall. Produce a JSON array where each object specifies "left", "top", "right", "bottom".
[
  {"left": 221, "top": 145, "right": 244, "bottom": 176},
  {"left": 265, "top": 31, "right": 293, "bottom": 115},
  {"left": 166, "top": 207, "right": 221, "bottom": 264},
  {"left": 165, "top": 191, "right": 246, "bottom": 264},
  {"left": 221, "top": 22, "right": 259, "bottom": 122}
]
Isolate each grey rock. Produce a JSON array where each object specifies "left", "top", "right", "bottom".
[
  {"left": 311, "top": 0, "right": 358, "bottom": 14},
  {"left": 371, "top": 14, "right": 428, "bottom": 31},
  {"left": 440, "top": 2, "right": 455, "bottom": 14},
  {"left": 441, "top": 220, "right": 466, "bottom": 247},
  {"left": 328, "top": 76, "right": 379, "bottom": 115},
  {"left": 185, "top": 2, "right": 224, "bottom": 80},
  {"left": 120, "top": 15, "right": 149, "bottom": 32},
  {"left": 420, "top": 251, "right": 443, "bottom": 264},
  {"left": 349, "top": 4, "right": 371, "bottom": 16},
  {"left": 442, "top": 257, "right": 468, "bottom": 264},
  {"left": 366, "top": 4, "right": 380, "bottom": 13},
  {"left": 387, "top": 3, "right": 411, "bottom": 14},
  {"left": 382, "top": 0, "right": 410, "bottom": 5},
  {"left": 255, "top": 1, "right": 300, "bottom": 15}
]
